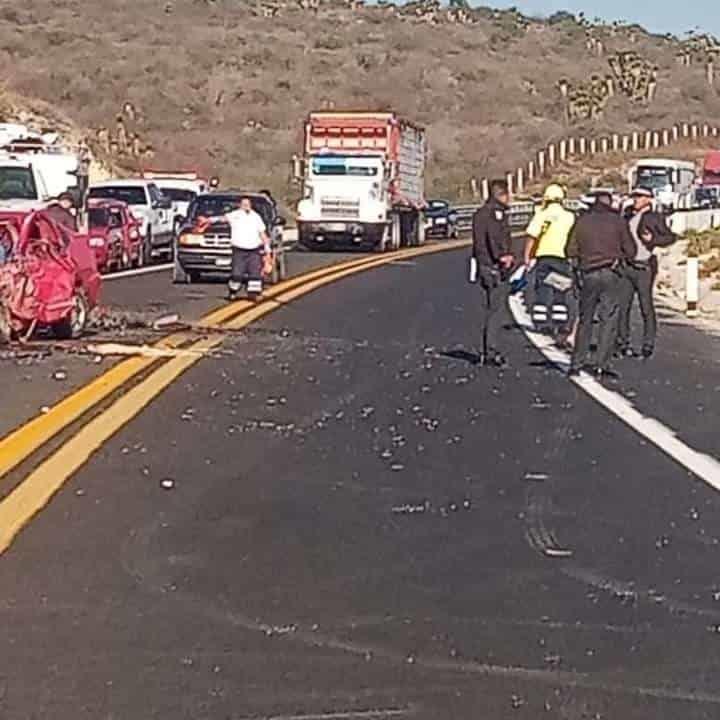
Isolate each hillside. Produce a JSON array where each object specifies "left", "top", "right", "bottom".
[{"left": 2, "top": 1, "right": 720, "bottom": 202}]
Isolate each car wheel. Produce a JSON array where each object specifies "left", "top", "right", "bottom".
[
  {"left": 53, "top": 292, "right": 89, "bottom": 340},
  {"left": 0, "top": 305, "right": 11, "bottom": 344},
  {"left": 142, "top": 231, "right": 153, "bottom": 266}
]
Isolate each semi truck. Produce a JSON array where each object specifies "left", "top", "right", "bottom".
[{"left": 294, "top": 111, "right": 426, "bottom": 251}]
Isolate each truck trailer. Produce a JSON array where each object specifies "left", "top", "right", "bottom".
[{"left": 294, "top": 112, "right": 426, "bottom": 251}]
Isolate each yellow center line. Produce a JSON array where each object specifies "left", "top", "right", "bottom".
[
  {"left": 0, "top": 242, "right": 467, "bottom": 553},
  {"left": 0, "top": 250, "right": 433, "bottom": 482}
]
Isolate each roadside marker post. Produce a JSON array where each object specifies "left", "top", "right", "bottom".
[{"left": 686, "top": 256, "right": 700, "bottom": 317}]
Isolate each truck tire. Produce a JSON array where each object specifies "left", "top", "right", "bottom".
[
  {"left": 390, "top": 214, "right": 402, "bottom": 251},
  {"left": 142, "top": 231, "right": 153, "bottom": 266}
]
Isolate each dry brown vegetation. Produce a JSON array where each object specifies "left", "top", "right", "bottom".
[{"left": 2, "top": 1, "right": 720, "bottom": 204}]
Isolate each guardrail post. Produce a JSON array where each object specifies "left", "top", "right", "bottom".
[
  {"left": 686, "top": 256, "right": 700, "bottom": 317},
  {"left": 559, "top": 139, "right": 567, "bottom": 162},
  {"left": 537, "top": 150, "right": 546, "bottom": 176},
  {"left": 672, "top": 125, "right": 680, "bottom": 141},
  {"left": 611, "top": 133, "right": 620, "bottom": 151},
  {"left": 600, "top": 137, "right": 609, "bottom": 153},
  {"left": 516, "top": 167, "right": 525, "bottom": 193},
  {"left": 506, "top": 171, "right": 514, "bottom": 195},
  {"left": 632, "top": 132, "right": 639, "bottom": 151},
  {"left": 691, "top": 124, "right": 699, "bottom": 140},
  {"left": 702, "top": 123, "right": 710, "bottom": 137},
  {"left": 481, "top": 178, "right": 489, "bottom": 201},
  {"left": 470, "top": 177, "right": 478, "bottom": 198},
  {"left": 568, "top": 137, "right": 576, "bottom": 155},
  {"left": 579, "top": 137, "right": 587, "bottom": 155},
  {"left": 622, "top": 134, "right": 630, "bottom": 152},
  {"left": 662, "top": 129, "right": 670, "bottom": 146},
  {"left": 644, "top": 130, "right": 652, "bottom": 148},
  {"left": 652, "top": 131, "right": 660, "bottom": 148},
  {"left": 527, "top": 159, "right": 535, "bottom": 182},
  {"left": 589, "top": 138, "right": 597, "bottom": 155},
  {"left": 550, "top": 144, "right": 558, "bottom": 166},
  {"left": 682, "top": 123, "right": 689, "bottom": 138}
]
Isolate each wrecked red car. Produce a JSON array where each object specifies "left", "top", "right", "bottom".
[
  {"left": 87, "top": 199, "right": 142, "bottom": 272},
  {"left": 0, "top": 208, "right": 101, "bottom": 342}
]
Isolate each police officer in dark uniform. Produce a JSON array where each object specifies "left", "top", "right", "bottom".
[
  {"left": 616, "top": 187, "right": 677, "bottom": 359},
  {"left": 566, "top": 192, "right": 636, "bottom": 378},
  {"left": 471, "top": 179, "right": 514, "bottom": 367}
]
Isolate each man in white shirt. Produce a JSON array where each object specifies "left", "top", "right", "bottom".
[{"left": 222, "top": 197, "right": 271, "bottom": 300}]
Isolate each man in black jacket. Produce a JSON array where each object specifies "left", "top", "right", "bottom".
[
  {"left": 471, "top": 179, "right": 514, "bottom": 367},
  {"left": 616, "top": 187, "right": 677, "bottom": 359},
  {"left": 566, "top": 192, "right": 636, "bottom": 378}
]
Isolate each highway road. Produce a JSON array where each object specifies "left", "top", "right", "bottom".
[{"left": 1, "top": 246, "right": 720, "bottom": 719}]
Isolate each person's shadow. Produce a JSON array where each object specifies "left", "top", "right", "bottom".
[{"left": 439, "top": 349, "right": 481, "bottom": 365}]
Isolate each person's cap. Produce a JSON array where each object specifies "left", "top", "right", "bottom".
[
  {"left": 631, "top": 187, "right": 654, "bottom": 198},
  {"left": 543, "top": 183, "right": 566, "bottom": 203},
  {"left": 57, "top": 191, "right": 74, "bottom": 202}
]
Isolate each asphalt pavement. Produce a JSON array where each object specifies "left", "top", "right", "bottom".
[
  {"left": 0, "top": 249, "right": 372, "bottom": 438},
  {"left": 1, "top": 249, "right": 720, "bottom": 719}
]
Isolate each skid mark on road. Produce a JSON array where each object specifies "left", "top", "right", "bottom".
[
  {"left": 233, "top": 709, "right": 414, "bottom": 720},
  {"left": 508, "top": 294, "right": 720, "bottom": 491}
]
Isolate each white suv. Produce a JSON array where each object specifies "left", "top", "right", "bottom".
[{"left": 88, "top": 179, "right": 174, "bottom": 261}]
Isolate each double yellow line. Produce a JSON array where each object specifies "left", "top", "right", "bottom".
[{"left": 0, "top": 240, "right": 467, "bottom": 554}]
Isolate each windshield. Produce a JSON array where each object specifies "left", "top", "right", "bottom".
[
  {"left": 88, "top": 208, "right": 110, "bottom": 228},
  {"left": 0, "top": 166, "right": 37, "bottom": 200},
  {"left": 636, "top": 167, "right": 672, "bottom": 190},
  {"left": 188, "top": 196, "right": 274, "bottom": 227},
  {"left": 160, "top": 188, "right": 196, "bottom": 203},
  {"left": 311, "top": 157, "right": 379, "bottom": 177},
  {"left": 89, "top": 185, "right": 147, "bottom": 205}
]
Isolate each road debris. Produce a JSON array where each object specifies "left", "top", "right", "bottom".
[
  {"left": 160, "top": 477, "right": 176, "bottom": 490},
  {"left": 86, "top": 342, "right": 211, "bottom": 359}
]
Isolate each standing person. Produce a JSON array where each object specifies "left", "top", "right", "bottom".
[
  {"left": 524, "top": 183, "right": 576, "bottom": 339},
  {"left": 217, "top": 197, "right": 271, "bottom": 301},
  {"left": 566, "top": 192, "right": 636, "bottom": 379},
  {"left": 47, "top": 192, "right": 78, "bottom": 231},
  {"left": 616, "top": 187, "right": 677, "bottom": 359},
  {"left": 470, "top": 179, "right": 515, "bottom": 367}
]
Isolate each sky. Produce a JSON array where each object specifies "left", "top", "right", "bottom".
[{"left": 486, "top": 1, "right": 720, "bottom": 36}]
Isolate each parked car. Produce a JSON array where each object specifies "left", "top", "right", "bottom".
[
  {"left": 87, "top": 199, "right": 143, "bottom": 272},
  {"left": 173, "top": 190, "right": 287, "bottom": 284},
  {"left": 424, "top": 200, "right": 459, "bottom": 239},
  {"left": 694, "top": 185, "right": 720, "bottom": 209},
  {"left": 87, "top": 179, "right": 174, "bottom": 263}
]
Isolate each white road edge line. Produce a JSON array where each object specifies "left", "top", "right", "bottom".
[
  {"left": 103, "top": 263, "right": 173, "bottom": 281},
  {"left": 508, "top": 293, "right": 720, "bottom": 490}
]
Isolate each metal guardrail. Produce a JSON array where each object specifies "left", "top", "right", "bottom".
[
  {"left": 454, "top": 201, "right": 536, "bottom": 235},
  {"left": 455, "top": 199, "right": 592, "bottom": 236}
]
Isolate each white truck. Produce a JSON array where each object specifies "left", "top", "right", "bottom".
[
  {"left": 294, "top": 111, "right": 426, "bottom": 251},
  {"left": 629, "top": 158, "right": 697, "bottom": 212},
  {"left": 0, "top": 156, "right": 53, "bottom": 210},
  {"left": 88, "top": 179, "right": 174, "bottom": 263},
  {"left": 141, "top": 170, "right": 208, "bottom": 233}
]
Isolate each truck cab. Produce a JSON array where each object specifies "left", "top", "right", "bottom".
[
  {"left": 141, "top": 171, "right": 208, "bottom": 234},
  {"left": 0, "top": 157, "right": 52, "bottom": 210},
  {"left": 295, "top": 112, "right": 426, "bottom": 252},
  {"left": 629, "top": 159, "right": 696, "bottom": 212}
]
